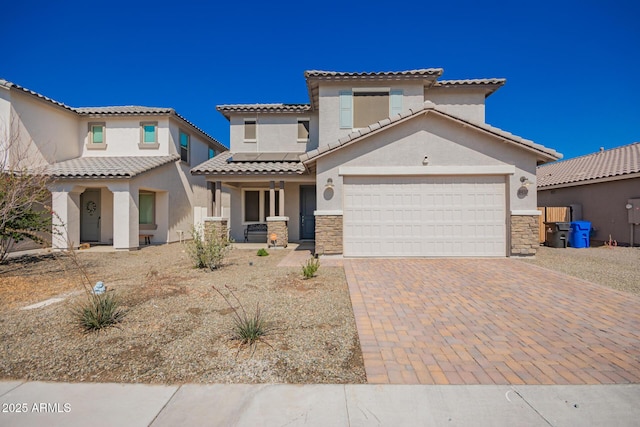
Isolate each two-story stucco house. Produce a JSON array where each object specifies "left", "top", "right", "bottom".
[
  {"left": 194, "top": 68, "right": 562, "bottom": 257},
  {"left": 0, "top": 79, "right": 227, "bottom": 250}
]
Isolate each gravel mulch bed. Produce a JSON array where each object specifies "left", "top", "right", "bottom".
[
  {"left": 521, "top": 245, "right": 640, "bottom": 295},
  {"left": 0, "top": 244, "right": 366, "bottom": 384}
]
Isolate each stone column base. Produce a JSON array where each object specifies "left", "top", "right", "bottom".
[
  {"left": 511, "top": 214, "right": 539, "bottom": 256},
  {"left": 267, "top": 216, "right": 288, "bottom": 248},
  {"left": 315, "top": 215, "right": 343, "bottom": 255},
  {"left": 204, "top": 217, "right": 229, "bottom": 243}
]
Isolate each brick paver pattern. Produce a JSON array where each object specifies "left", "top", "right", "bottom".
[{"left": 345, "top": 259, "right": 640, "bottom": 385}]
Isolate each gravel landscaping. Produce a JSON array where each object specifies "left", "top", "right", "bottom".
[
  {"left": 521, "top": 245, "right": 640, "bottom": 295},
  {"left": 0, "top": 244, "right": 366, "bottom": 384}
]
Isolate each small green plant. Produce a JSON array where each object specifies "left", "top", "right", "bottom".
[
  {"left": 302, "top": 257, "right": 320, "bottom": 279},
  {"left": 256, "top": 248, "right": 269, "bottom": 257},
  {"left": 212, "top": 285, "right": 273, "bottom": 353},
  {"left": 71, "top": 292, "right": 126, "bottom": 331},
  {"left": 187, "top": 225, "right": 232, "bottom": 270}
]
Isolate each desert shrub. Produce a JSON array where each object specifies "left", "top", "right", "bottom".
[
  {"left": 256, "top": 248, "right": 269, "bottom": 257},
  {"left": 212, "top": 285, "right": 272, "bottom": 351},
  {"left": 187, "top": 225, "right": 232, "bottom": 270},
  {"left": 302, "top": 257, "right": 320, "bottom": 279},
  {"left": 71, "top": 292, "right": 126, "bottom": 331}
]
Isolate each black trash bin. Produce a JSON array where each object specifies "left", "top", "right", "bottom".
[{"left": 545, "top": 222, "right": 571, "bottom": 248}]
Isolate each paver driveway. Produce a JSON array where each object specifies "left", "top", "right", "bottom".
[{"left": 345, "top": 259, "right": 640, "bottom": 385}]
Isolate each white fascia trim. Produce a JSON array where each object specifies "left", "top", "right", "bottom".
[
  {"left": 511, "top": 210, "right": 542, "bottom": 216},
  {"left": 314, "top": 210, "right": 343, "bottom": 216},
  {"left": 266, "top": 216, "right": 289, "bottom": 221},
  {"left": 338, "top": 165, "right": 516, "bottom": 176}
]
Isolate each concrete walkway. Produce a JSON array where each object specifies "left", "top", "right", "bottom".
[
  {"left": 345, "top": 259, "right": 640, "bottom": 385},
  {"left": 1, "top": 381, "right": 639, "bottom": 426}
]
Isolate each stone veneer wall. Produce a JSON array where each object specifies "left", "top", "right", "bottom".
[
  {"left": 315, "top": 215, "right": 343, "bottom": 255},
  {"left": 510, "top": 215, "right": 538, "bottom": 256},
  {"left": 203, "top": 218, "right": 228, "bottom": 242},
  {"left": 267, "top": 220, "right": 288, "bottom": 248}
]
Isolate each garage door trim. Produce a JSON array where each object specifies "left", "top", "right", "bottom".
[{"left": 339, "top": 165, "right": 516, "bottom": 176}]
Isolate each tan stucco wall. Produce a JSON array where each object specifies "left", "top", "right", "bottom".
[
  {"left": 538, "top": 177, "right": 640, "bottom": 245},
  {"left": 317, "top": 82, "right": 425, "bottom": 147},
  {"left": 315, "top": 112, "right": 538, "bottom": 212},
  {"left": 228, "top": 112, "right": 319, "bottom": 153},
  {"left": 2, "top": 89, "right": 80, "bottom": 167},
  {"left": 424, "top": 87, "right": 486, "bottom": 123}
]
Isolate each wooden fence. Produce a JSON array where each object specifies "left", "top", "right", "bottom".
[{"left": 537, "top": 206, "right": 571, "bottom": 243}]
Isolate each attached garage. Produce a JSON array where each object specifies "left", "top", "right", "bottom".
[{"left": 343, "top": 175, "right": 507, "bottom": 257}]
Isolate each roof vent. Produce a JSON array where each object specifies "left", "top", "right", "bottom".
[{"left": 599, "top": 147, "right": 604, "bottom": 152}]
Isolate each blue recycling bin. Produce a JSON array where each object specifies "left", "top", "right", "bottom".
[{"left": 569, "top": 221, "right": 591, "bottom": 248}]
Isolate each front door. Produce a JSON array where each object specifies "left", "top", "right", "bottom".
[
  {"left": 80, "top": 190, "right": 101, "bottom": 242},
  {"left": 300, "top": 186, "right": 316, "bottom": 240}
]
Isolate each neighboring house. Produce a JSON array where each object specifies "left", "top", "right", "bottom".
[
  {"left": 192, "top": 69, "right": 561, "bottom": 257},
  {"left": 537, "top": 143, "right": 640, "bottom": 246},
  {"left": 0, "top": 79, "right": 227, "bottom": 250}
]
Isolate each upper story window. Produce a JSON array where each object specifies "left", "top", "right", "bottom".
[
  {"left": 208, "top": 147, "right": 216, "bottom": 159},
  {"left": 139, "top": 122, "right": 159, "bottom": 149},
  {"left": 179, "top": 130, "right": 190, "bottom": 163},
  {"left": 340, "top": 89, "right": 403, "bottom": 129},
  {"left": 87, "top": 122, "right": 106, "bottom": 150},
  {"left": 297, "top": 119, "right": 310, "bottom": 142},
  {"left": 244, "top": 119, "right": 257, "bottom": 142}
]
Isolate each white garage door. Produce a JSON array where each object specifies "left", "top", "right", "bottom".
[{"left": 343, "top": 175, "right": 506, "bottom": 257}]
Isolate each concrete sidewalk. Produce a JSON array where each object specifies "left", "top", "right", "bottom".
[{"left": 1, "top": 381, "right": 639, "bottom": 426}]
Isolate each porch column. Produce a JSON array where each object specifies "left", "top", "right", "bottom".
[
  {"left": 215, "top": 181, "right": 222, "bottom": 217},
  {"left": 49, "top": 185, "right": 84, "bottom": 250},
  {"left": 269, "top": 181, "right": 276, "bottom": 218},
  {"left": 107, "top": 183, "right": 139, "bottom": 250},
  {"left": 279, "top": 181, "right": 285, "bottom": 216}
]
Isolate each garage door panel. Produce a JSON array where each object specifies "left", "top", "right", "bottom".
[{"left": 343, "top": 175, "right": 506, "bottom": 257}]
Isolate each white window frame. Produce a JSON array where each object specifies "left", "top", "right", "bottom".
[
  {"left": 139, "top": 190, "right": 157, "bottom": 230},
  {"left": 243, "top": 118, "right": 257, "bottom": 142},
  {"left": 179, "top": 129, "right": 190, "bottom": 164},
  {"left": 297, "top": 117, "right": 310, "bottom": 142},
  {"left": 241, "top": 188, "right": 280, "bottom": 224},
  {"left": 139, "top": 121, "right": 159, "bottom": 149}
]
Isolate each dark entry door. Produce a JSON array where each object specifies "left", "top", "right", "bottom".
[
  {"left": 80, "top": 189, "right": 101, "bottom": 242},
  {"left": 300, "top": 186, "right": 316, "bottom": 240}
]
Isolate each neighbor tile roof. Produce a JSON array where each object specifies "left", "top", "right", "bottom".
[
  {"left": 216, "top": 104, "right": 311, "bottom": 120},
  {"left": 1, "top": 79, "right": 225, "bottom": 152},
  {"left": 46, "top": 155, "right": 180, "bottom": 178},
  {"left": 537, "top": 142, "right": 640, "bottom": 188},
  {"left": 304, "top": 69, "right": 444, "bottom": 79},
  {"left": 191, "top": 151, "right": 306, "bottom": 175},
  {"left": 300, "top": 101, "right": 561, "bottom": 163}
]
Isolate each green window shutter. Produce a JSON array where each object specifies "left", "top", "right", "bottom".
[
  {"left": 339, "top": 90, "right": 352, "bottom": 129},
  {"left": 390, "top": 90, "right": 403, "bottom": 117}
]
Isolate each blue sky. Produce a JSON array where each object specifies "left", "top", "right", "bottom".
[{"left": 2, "top": 0, "right": 639, "bottom": 160}]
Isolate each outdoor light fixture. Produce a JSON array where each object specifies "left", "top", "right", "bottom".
[
  {"left": 422, "top": 156, "right": 429, "bottom": 165},
  {"left": 325, "top": 178, "right": 334, "bottom": 189},
  {"left": 520, "top": 176, "right": 532, "bottom": 187}
]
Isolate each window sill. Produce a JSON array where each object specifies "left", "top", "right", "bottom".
[
  {"left": 138, "top": 143, "right": 160, "bottom": 149},
  {"left": 86, "top": 143, "right": 107, "bottom": 150},
  {"left": 139, "top": 224, "right": 158, "bottom": 230},
  {"left": 243, "top": 139, "right": 257, "bottom": 143},
  {"left": 297, "top": 139, "right": 309, "bottom": 143}
]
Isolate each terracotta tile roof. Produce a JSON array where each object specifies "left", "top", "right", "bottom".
[
  {"left": 435, "top": 78, "right": 506, "bottom": 86},
  {"left": 299, "top": 101, "right": 561, "bottom": 163},
  {"left": 46, "top": 155, "right": 179, "bottom": 178},
  {"left": 1, "top": 79, "right": 225, "bottom": 152},
  {"left": 191, "top": 151, "right": 306, "bottom": 175},
  {"left": 537, "top": 142, "right": 640, "bottom": 188},
  {"left": 216, "top": 104, "right": 311, "bottom": 120}
]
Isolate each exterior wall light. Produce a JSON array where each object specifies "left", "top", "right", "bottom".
[
  {"left": 325, "top": 178, "right": 334, "bottom": 189},
  {"left": 520, "top": 176, "right": 532, "bottom": 187}
]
